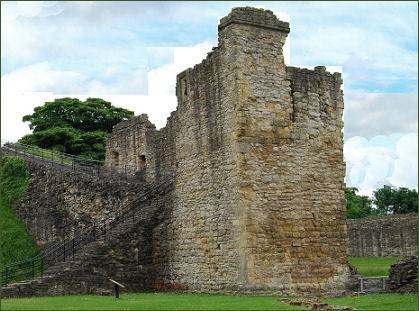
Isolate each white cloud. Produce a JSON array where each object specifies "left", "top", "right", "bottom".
[
  {"left": 1, "top": 1, "right": 64, "bottom": 21},
  {"left": 148, "top": 42, "right": 214, "bottom": 96},
  {"left": 344, "top": 93, "right": 418, "bottom": 139},
  {"left": 1, "top": 42, "right": 214, "bottom": 142},
  {"left": 2, "top": 63, "right": 87, "bottom": 93},
  {"left": 1, "top": 91, "right": 56, "bottom": 142},
  {"left": 345, "top": 133, "right": 418, "bottom": 196},
  {"left": 1, "top": 62, "right": 148, "bottom": 95}
]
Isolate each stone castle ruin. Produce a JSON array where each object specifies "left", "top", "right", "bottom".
[
  {"left": 105, "top": 7, "right": 348, "bottom": 294},
  {"left": 1, "top": 7, "right": 350, "bottom": 297}
]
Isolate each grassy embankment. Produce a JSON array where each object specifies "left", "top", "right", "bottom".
[{"left": 0, "top": 156, "right": 39, "bottom": 267}]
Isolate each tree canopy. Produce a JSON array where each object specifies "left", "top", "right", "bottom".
[
  {"left": 373, "top": 185, "right": 418, "bottom": 215},
  {"left": 346, "top": 185, "right": 418, "bottom": 219},
  {"left": 345, "top": 187, "right": 375, "bottom": 219},
  {"left": 19, "top": 98, "right": 133, "bottom": 161}
]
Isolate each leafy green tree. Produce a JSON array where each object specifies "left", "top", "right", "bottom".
[
  {"left": 373, "top": 185, "right": 418, "bottom": 215},
  {"left": 345, "top": 187, "right": 375, "bottom": 219},
  {"left": 19, "top": 98, "right": 133, "bottom": 161}
]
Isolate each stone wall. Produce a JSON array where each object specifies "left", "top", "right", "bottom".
[
  {"left": 347, "top": 213, "right": 418, "bottom": 257},
  {"left": 2, "top": 191, "right": 172, "bottom": 297},
  {"left": 16, "top": 160, "right": 145, "bottom": 250},
  {"left": 105, "top": 114, "right": 157, "bottom": 182},
  {"left": 105, "top": 7, "right": 350, "bottom": 295}
]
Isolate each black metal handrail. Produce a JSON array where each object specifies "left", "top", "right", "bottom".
[
  {"left": 0, "top": 172, "right": 175, "bottom": 287},
  {"left": 0, "top": 140, "right": 143, "bottom": 183}
]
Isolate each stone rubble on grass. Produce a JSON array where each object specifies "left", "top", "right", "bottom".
[
  {"left": 280, "top": 297, "right": 354, "bottom": 310},
  {"left": 387, "top": 256, "right": 418, "bottom": 294}
]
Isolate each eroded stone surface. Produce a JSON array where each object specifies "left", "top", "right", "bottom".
[
  {"left": 15, "top": 160, "right": 144, "bottom": 250},
  {"left": 387, "top": 256, "right": 418, "bottom": 294},
  {"left": 104, "top": 7, "right": 350, "bottom": 295}
]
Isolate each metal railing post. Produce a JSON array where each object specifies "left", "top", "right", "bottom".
[
  {"left": 72, "top": 238, "right": 75, "bottom": 261},
  {"left": 93, "top": 221, "right": 96, "bottom": 239},
  {"left": 40, "top": 258, "right": 44, "bottom": 277},
  {"left": 31, "top": 260, "right": 35, "bottom": 278}
]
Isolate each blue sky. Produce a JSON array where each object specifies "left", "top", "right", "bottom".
[{"left": 1, "top": 1, "right": 418, "bottom": 195}]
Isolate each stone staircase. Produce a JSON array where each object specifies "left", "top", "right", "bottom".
[
  {"left": 1, "top": 202, "right": 163, "bottom": 297},
  {"left": 1, "top": 142, "right": 174, "bottom": 297}
]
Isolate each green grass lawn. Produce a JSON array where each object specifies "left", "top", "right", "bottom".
[
  {"left": 349, "top": 256, "right": 399, "bottom": 277},
  {"left": 0, "top": 293, "right": 306, "bottom": 310},
  {"left": 2, "top": 293, "right": 417, "bottom": 311},
  {"left": 325, "top": 293, "right": 418, "bottom": 311}
]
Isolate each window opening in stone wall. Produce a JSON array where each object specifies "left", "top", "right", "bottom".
[
  {"left": 138, "top": 154, "right": 146, "bottom": 170},
  {"left": 181, "top": 77, "right": 188, "bottom": 100},
  {"left": 112, "top": 151, "right": 119, "bottom": 168}
]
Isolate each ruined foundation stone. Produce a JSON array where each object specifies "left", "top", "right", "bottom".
[
  {"left": 105, "top": 7, "right": 350, "bottom": 295},
  {"left": 387, "top": 256, "right": 418, "bottom": 294}
]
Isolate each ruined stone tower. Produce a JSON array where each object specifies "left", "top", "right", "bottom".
[{"left": 106, "top": 7, "right": 348, "bottom": 294}]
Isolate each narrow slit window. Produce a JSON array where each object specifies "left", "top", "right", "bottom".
[
  {"left": 138, "top": 154, "right": 146, "bottom": 170},
  {"left": 112, "top": 151, "right": 119, "bottom": 167},
  {"left": 181, "top": 77, "right": 188, "bottom": 100}
]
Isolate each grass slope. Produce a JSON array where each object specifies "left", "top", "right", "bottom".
[
  {"left": 349, "top": 256, "right": 399, "bottom": 277},
  {"left": 0, "top": 293, "right": 306, "bottom": 310},
  {"left": 325, "top": 293, "right": 418, "bottom": 310},
  {"left": 0, "top": 156, "right": 39, "bottom": 266}
]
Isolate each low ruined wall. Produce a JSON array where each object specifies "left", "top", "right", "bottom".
[
  {"left": 387, "top": 256, "right": 418, "bottom": 293},
  {"left": 347, "top": 214, "right": 417, "bottom": 257},
  {"left": 15, "top": 160, "right": 146, "bottom": 250}
]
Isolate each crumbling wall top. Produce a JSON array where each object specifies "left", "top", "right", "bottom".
[
  {"left": 112, "top": 113, "right": 155, "bottom": 133},
  {"left": 218, "top": 7, "right": 290, "bottom": 33}
]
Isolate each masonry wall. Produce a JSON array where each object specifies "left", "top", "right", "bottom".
[
  {"left": 347, "top": 214, "right": 418, "bottom": 257},
  {"left": 105, "top": 114, "right": 157, "bottom": 182},
  {"left": 104, "top": 7, "right": 350, "bottom": 295},
  {"left": 16, "top": 160, "right": 145, "bottom": 250},
  {"left": 2, "top": 190, "right": 173, "bottom": 297},
  {"left": 151, "top": 30, "right": 243, "bottom": 292},
  {"left": 230, "top": 15, "right": 347, "bottom": 293}
]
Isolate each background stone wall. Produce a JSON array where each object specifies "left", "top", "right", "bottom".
[
  {"left": 347, "top": 213, "right": 417, "bottom": 257},
  {"left": 104, "top": 7, "right": 350, "bottom": 295}
]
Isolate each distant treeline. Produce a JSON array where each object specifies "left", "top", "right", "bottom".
[{"left": 346, "top": 185, "right": 418, "bottom": 219}]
